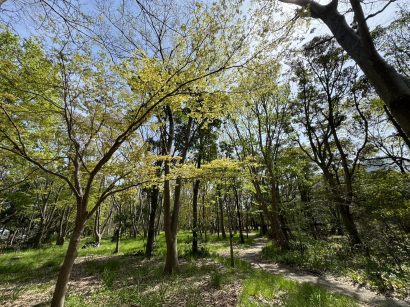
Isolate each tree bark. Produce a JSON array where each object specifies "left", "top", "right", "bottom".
[
  {"left": 51, "top": 214, "right": 85, "bottom": 307},
  {"left": 94, "top": 206, "right": 102, "bottom": 246},
  {"left": 163, "top": 163, "right": 181, "bottom": 273},
  {"left": 337, "top": 202, "right": 361, "bottom": 245},
  {"left": 114, "top": 225, "right": 121, "bottom": 254},
  {"left": 234, "top": 186, "right": 245, "bottom": 244},
  {"left": 192, "top": 179, "right": 200, "bottom": 254},
  {"left": 269, "top": 179, "right": 289, "bottom": 249},
  {"left": 229, "top": 226, "right": 234, "bottom": 267},
  {"left": 145, "top": 186, "right": 160, "bottom": 258},
  {"left": 217, "top": 186, "right": 227, "bottom": 240}
]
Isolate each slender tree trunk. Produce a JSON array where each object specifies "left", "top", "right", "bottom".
[
  {"left": 217, "top": 186, "right": 227, "bottom": 240},
  {"left": 114, "top": 225, "right": 121, "bottom": 254},
  {"left": 51, "top": 213, "right": 85, "bottom": 307},
  {"left": 34, "top": 218, "right": 45, "bottom": 248},
  {"left": 94, "top": 206, "right": 101, "bottom": 246},
  {"left": 163, "top": 160, "right": 181, "bottom": 273},
  {"left": 234, "top": 187, "right": 245, "bottom": 244},
  {"left": 155, "top": 194, "right": 163, "bottom": 236},
  {"left": 216, "top": 203, "right": 220, "bottom": 238},
  {"left": 245, "top": 208, "right": 249, "bottom": 238},
  {"left": 202, "top": 191, "right": 207, "bottom": 241},
  {"left": 229, "top": 226, "right": 234, "bottom": 267},
  {"left": 8, "top": 229, "right": 17, "bottom": 246},
  {"left": 260, "top": 214, "right": 267, "bottom": 235},
  {"left": 145, "top": 186, "right": 159, "bottom": 258},
  {"left": 163, "top": 172, "right": 174, "bottom": 273},
  {"left": 56, "top": 207, "right": 70, "bottom": 246},
  {"left": 192, "top": 179, "right": 200, "bottom": 254}
]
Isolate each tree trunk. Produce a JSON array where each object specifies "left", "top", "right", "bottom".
[
  {"left": 163, "top": 160, "right": 180, "bottom": 274},
  {"left": 217, "top": 186, "right": 227, "bottom": 240},
  {"left": 337, "top": 201, "right": 361, "bottom": 245},
  {"left": 234, "top": 187, "right": 245, "bottom": 244},
  {"left": 252, "top": 178, "right": 271, "bottom": 237},
  {"left": 155, "top": 193, "right": 163, "bottom": 236},
  {"left": 94, "top": 206, "right": 101, "bottom": 246},
  {"left": 229, "top": 226, "right": 234, "bottom": 267},
  {"left": 260, "top": 214, "right": 267, "bottom": 235},
  {"left": 192, "top": 179, "right": 200, "bottom": 254},
  {"left": 51, "top": 216, "right": 85, "bottom": 307},
  {"left": 216, "top": 203, "right": 220, "bottom": 238},
  {"left": 269, "top": 179, "right": 289, "bottom": 249},
  {"left": 145, "top": 186, "right": 159, "bottom": 258},
  {"left": 164, "top": 232, "right": 179, "bottom": 273},
  {"left": 34, "top": 219, "right": 45, "bottom": 248},
  {"left": 8, "top": 229, "right": 17, "bottom": 246},
  {"left": 114, "top": 225, "right": 121, "bottom": 254},
  {"left": 56, "top": 207, "right": 70, "bottom": 246},
  {"left": 202, "top": 191, "right": 207, "bottom": 241}
]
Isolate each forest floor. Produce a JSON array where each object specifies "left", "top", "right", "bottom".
[
  {"left": 217, "top": 237, "right": 409, "bottom": 307},
  {"left": 0, "top": 232, "right": 397, "bottom": 306}
]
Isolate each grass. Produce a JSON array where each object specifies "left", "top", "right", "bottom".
[
  {"left": 261, "top": 236, "right": 410, "bottom": 299},
  {"left": 0, "top": 231, "right": 360, "bottom": 306},
  {"left": 239, "top": 270, "right": 357, "bottom": 307}
]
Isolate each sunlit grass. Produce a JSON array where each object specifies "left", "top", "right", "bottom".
[
  {"left": 0, "top": 231, "right": 360, "bottom": 306},
  {"left": 239, "top": 270, "right": 358, "bottom": 307}
]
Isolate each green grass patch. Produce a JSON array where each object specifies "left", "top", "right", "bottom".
[
  {"left": 0, "top": 231, "right": 361, "bottom": 306},
  {"left": 239, "top": 270, "right": 358, "bottom": 307}
]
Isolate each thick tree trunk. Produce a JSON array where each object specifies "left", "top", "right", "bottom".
[
  {"left": 252, "top": 179, "right": 272, "bottom": 237},
  {"left": 51, "top": 217, "right": 85, "bottom": 307},
  {"left": 164, "top": 233, "right": 179, "bottom": 273},
  {"left": 269, "top": 180, "right": 289, "bottom": 249},
  {"left": 145, "top": 186, "right": 159, "bottom": 258}
]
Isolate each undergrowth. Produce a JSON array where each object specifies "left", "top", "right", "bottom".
[
  {"left": 261, "top": 236, "right": 410, "bottom": 299},
  {"left": 0, "top": 231, "right": 359, "bottom": 306}
]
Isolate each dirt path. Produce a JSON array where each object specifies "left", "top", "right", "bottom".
[{"left": 219, "top": 238, "right": 409, "bottom": 307}]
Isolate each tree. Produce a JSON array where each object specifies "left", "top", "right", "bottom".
[
  {"left": 293, "top": 38, "right": 371, "bottom": 244},
  {"left": 228, "top": 61, "right": 292, "bottom": 249},
  {"left": 276, "top": 0, "right": 410, "bottom": 138}
]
